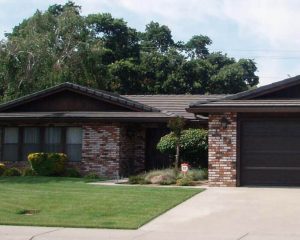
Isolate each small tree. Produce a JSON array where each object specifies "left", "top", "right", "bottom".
[{"left": 167, "top": 117, "right": 185, "bottom": 173}]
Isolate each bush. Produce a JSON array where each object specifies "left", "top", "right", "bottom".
[
  {"left": 0, "top": 163, "right": 6, "bottom": 176},
  {"left": 64, "top": 168, "right": 81, "bottom": 178},
  {"left": 128, "top": 175, "right": 147, "bottom": 184},
  {"left": 28, "top": 153, "right": 67, "bottom": 176},
  {"left": 176, "top": 176, "right": 194, "bottom": 186},
  {"left": 3, "top": 167, "right": 22, "bottom": 176},
  {"left": 179, "top": 168, "right": 208, "bottom": 181},
  {"left": 144, "top": 169, "right": 176, "bottom": 185},
  {"left": 22, "top": 168, "right": 36, "bottom": 176},
  {"left": 157, "top": 128, "right": 208, "bottom": 168}
]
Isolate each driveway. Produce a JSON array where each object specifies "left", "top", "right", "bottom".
[{"left": 2, "top": 187, "right": 300, "bottom": 240}]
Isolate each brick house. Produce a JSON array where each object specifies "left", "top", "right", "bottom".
[
  {"left": 0, "top": 82, "right": 221, "bottom": 178},
  {"left": 188, "top": 75, "right": 300, "bottom": 187}
]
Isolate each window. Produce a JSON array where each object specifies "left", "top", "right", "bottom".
[
  {"left": 2, "top": 127, "right": 19, "bottom": 162},
  {"left": 44, "top": 127, "right": 62, "bottom": 153},
  {"left": 22, "top": 127, "right": 40, "bottom": 161},
  {"left": 1, "top": 126, "right": 82, "bottom": 162},
  {"left": 66, "top": 127, "right": 82, "bottom": 162}
]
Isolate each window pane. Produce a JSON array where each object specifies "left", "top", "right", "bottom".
[
  {"left": 66, "top": 144, "right": 82, "bottom": 162},
  {"left": 4, "top": 127, "right": 18, "bottom": 143},
  {"left": 66, "top": 127, "right": 82, "bottom": 161},
  {"left": 3, "top": 128, "right": 19, "bottom": 161},
  {"left": 45, "top": 127, "right": 62, "bottom": 153},
  {"left": 23, "top": 127, "right": 40, "bottom": 161},
  {"left": 3, "top": 145, "right": 18, "bottom": 162},
  {"left": 66, "top": 127, "right": 82, "bottom": 144},
  {"left": 24, "top": 127, "right": 40, "bottom": 143}
]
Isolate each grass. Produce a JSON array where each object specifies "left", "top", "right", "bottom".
[{"left": 0, "top": 176, "right": 202, "bottom": 229}]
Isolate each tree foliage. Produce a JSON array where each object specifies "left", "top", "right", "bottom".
[
  {"left": 157, "top": 128, "right": 208, "bottom": 168},
  {"left": 0, "top": 1, "right": 259, "bottom": 101}
]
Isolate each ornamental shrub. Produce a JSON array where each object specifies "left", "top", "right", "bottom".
[
  {"left": 22, "top": 168, "right": 37, "bottom": 176},
  {"left": 0, "top": 163, "right": 6, "bottom": 175},
  {"left": 3, "top": 167, "right": 22, "bottom": 176},
  {"left": 28, "top": 153, "right": 67, "bottom": 176},
  {"left": 157, "top": 128, "right": 208, "bottom": 168}
]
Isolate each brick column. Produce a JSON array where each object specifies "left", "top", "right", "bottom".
[
  {"left": 208, "top": 112, "right": 237, "bottom": 187},
  {"left": 81, "top": 124, "right": 120, "bottom": 178}
]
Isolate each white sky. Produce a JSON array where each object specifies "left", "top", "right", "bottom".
[{"left": 1, "top": 0, "right": 300, "bottom": 86}]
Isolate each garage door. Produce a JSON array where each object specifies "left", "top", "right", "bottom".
[{"left": 240, "top": 118, "right": 300, "bottom": 186}]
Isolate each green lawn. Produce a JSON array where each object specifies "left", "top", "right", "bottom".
[{"left": 0, "top": 177, "right": 202, "bottom": 229}]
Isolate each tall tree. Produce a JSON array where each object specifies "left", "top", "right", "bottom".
[{"left": 0, "top": 1, "right": 259, "bottom": 101}]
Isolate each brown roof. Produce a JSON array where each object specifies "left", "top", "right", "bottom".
[
  {"left": 124, "top": 95, "right": 226, "bottom": 119},
  {"left": 0, "top": 82, "right": 159, "bottom": 113},
  {"left": 0, "top": 112, "right": 170, "bottom": 122},
  {"left": 187, "top": 100, "right": 300, "bottom": 113}
]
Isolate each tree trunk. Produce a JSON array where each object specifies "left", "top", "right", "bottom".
[{"left": 175, "top": 141, "right": 180, "bottom": 173}]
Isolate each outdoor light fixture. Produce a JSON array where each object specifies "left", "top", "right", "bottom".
[{"left": 221, "top": 116, "right": 229, "bottom": 129}]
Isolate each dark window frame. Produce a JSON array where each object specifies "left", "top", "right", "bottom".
[{"left": 1, "top": 126, "right": 83, "bottom": 162}]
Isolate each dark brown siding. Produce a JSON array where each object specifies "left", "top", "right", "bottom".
[
  {"left": 4, "top": 90, "right": 133, "bottom": 112},
  {"left": 254, "top": 84, "right": 300, "bottom": 99},
  {"left": 240, "top": 114, "right": 300, "bottom": 186}
]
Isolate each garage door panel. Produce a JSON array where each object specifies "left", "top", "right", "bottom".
[
  {"left": 243, "top": 136, "right": 300, "bottom": 151},
  {"left": 243, "top": 152, "right": 300, "bottom": 168},
  {"left": 240, "top": 117, "right": 300, "bottom": 186},
  {"left": 242, "top": 169, "right": 300, "bottom": 186}
]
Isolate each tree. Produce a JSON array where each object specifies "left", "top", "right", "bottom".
[
  {"left": 141, "top": 21, "right": 174, "bottom": 52},
  {"left": 0, "top": 2, "right": 259, "bottom": 101},
  {"left": 166, "top": 117, "right": 186, "bottom": 173},
  {"left": 157, "top": 128, "right": 208, "bottom": 168}
]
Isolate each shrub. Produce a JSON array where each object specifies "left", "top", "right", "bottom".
[
  {"left": 0, "top": 163, "right": 6, "bottom": 176},
  {"left": 22, "top": 168, "right": 36, "bottom": 176},
  {"left": 64, "top": 168, "right": 81, "bottom": 178},
  {"left": 28, "top": 153, "right": 67, "bottom": 176},
  {"left": 128, "top": 175, "right": 147, "bottom": 184},
  {"left": 144, "top": 169, "right": 176, "bottom": 185},
  {"left": 176, "top": 176, "right": 194, "bottom": 186},
  {"left": 3, "top": 167, "right": 22, "bottom": 176},
  {"left": 84, "top": 172, "right": 99, "bottom": 179},
  {"left": 179, "top": 168, "right": 208, "bottom": 181},
  {"left": 157, "top": 128, "right": 208, "bottom": 168}
]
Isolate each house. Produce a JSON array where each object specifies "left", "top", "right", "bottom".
[
  {"left": 187, "top": 75, "right": 300, "bottom": 187},
  {"left": 0, "top": 82, "right": 222, "bottom": 178}
]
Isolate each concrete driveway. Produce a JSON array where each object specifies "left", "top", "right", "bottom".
[{"left": 2, "top": 187, "right": 300, "bottom": 240}]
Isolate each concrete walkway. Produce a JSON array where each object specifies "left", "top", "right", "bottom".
[{"left": 2, "top": 187, "right": 300, "bottom": 240}]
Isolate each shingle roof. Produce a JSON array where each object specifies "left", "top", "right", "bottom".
[
  {"left": 0, "top": 82, "right": 159, "bottom": 113},
  {"left": 124, "top": 94, "right": 226, "bottom": 119},
  {"left": 187, "top": 100, "right": 300, "bottom": 113},
  {"left": 0, "top": 112, "right": 169, "bottom": 121}
]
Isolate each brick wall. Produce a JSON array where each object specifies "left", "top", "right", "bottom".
[
  {"left": 81, "top": 124, "right": 121, "bottom": 178},
  {"left": 208, "top": 112, "right": 237, "bottom": 187},
  {"left": 1, "top": 123, "right": 146, "bottom": 179}
]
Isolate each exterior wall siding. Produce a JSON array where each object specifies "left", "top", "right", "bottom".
[{"left": 208, "top": 112, "right": 237, "bottom": 187}]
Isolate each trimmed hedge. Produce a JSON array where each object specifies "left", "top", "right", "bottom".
[
  {"left": 3, "top": 167, "right": 22, "bottom": 176},
  {"left": 0, "top": 163, "right": 5, "bottom": 176},
  {"left": 28, "top": 153, "right": 67, "bottom": 176}
]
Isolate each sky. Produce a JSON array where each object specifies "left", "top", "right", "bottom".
[{"left": 1, "top": 0, "right": 300, "bottom": 86}]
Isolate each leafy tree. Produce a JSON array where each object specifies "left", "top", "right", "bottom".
[
  {"left": 166, "top": 117, "right": 186, "bottom": 173},
  {"left": 157, "top": 128, "right": 208, "bottom": 168},
  {"left": 0, "top": 1, "right": 259, "bottom": 101}
]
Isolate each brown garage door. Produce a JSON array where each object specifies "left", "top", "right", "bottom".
[{"left": 240, "top": 117, "right": 300, "bottom": 186}]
